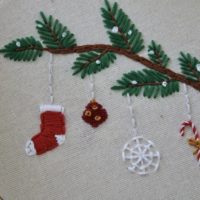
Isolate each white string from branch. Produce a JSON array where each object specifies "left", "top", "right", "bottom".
[
  {"left": 126, "top": 93, "right": 138, "bottom": 136},
  {"left": 48, "top": 53, "right": 54, "bottom": 104},
  {"left": 183, "top": 84, "right": 192, "bottom": 121},
  {"left": 89, "top": 74, "right": 95, "bottom": 100}
]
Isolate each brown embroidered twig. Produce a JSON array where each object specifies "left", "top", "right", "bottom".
[
  {"left": 38, "top": 44, "right": 200, "bottom": 91},
  {"left": 1, "top": 1, "right": 200, "bottom": 95}
]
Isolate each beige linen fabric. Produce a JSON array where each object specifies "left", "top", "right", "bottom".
[{"left": 1, "top": 0, "right": 200, "bottom": 199}]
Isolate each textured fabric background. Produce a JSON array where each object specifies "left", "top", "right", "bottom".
[{"left": 1, "top": 0, "right": 200, "bottom": 199}]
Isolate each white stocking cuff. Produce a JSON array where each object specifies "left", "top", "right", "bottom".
[{"left": 40, "top": 104, "right": 64, "bottom": 113}]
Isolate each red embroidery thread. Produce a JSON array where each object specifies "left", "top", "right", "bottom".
[
  {"left": 82, "top": 100, "right": 108, "bottom": 128},
  {"left": 26, "top": 111, "right": 66, "bottom": 155}
]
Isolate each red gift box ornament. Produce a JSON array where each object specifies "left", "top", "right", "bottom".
[{"left": 82, "top": 100, "right": 108, "bottom": 128}]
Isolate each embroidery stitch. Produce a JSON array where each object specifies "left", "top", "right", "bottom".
[
  {"left": 122, "top": 94, "right": 160, "bottom": 175},
  {"left": 81, "top": 75, "right": 108, "bottom": 128},
  {"left": 48, "top": 53, "right": 54, "bottom": 104},
  {"left": 0, "top": 2, "right": 200, "bottom": 92},
  {"left": 0, "top": 0, "right": 200, "bottom": 166},
  {"left": 25, "top": 109, "right": 66, "bottom": 156},
  {"left": 180, "top": 84, "right": 200, "bottom": 165},
  {"left": 25, "top": 54, "right": 66, "bottom": 156},
  {"left": 82, "top": 100, "right": 108, "bottom": 128}
]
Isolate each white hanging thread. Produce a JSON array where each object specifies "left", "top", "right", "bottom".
[
  {"left": 122, "top": 93, "right": 160, "bottom": 175},
  {"left": 183, "top": 84, "right": 192, "bottom": 121},
  {"left": 180, "top": 84, "right": 196, "bottom": 137},
  {"left": 89, "top": 74, "right": 95, "bottom": 100},
  {"left": 126, "top": 93, "right": 138, "bottom": 136},
  {"left": 48, "top": 53, "right": 54, "bottom": 104}
]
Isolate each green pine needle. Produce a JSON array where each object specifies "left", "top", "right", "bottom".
[
  {"left": 0, "top": 36, "right": 43, "bottom": 61},
  {"left": 111, "top": 69, "right": 179, "bottom": 98},
  {"left": 179, "top": 52, "right": 200, "bottom": 81},
  {"left": 36, "top": 11, "right": 77, "bottom": 49},
  {"left": 72, "top": 51, "right": 117, "bottom": 78},
  {"left": 101, "top": 0, "right": 144, "bottom": 53},
  {"left": 148, "top": 40, "right": 170, "bottom": 67}
]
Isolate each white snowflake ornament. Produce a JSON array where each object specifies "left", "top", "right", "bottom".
[{"left": 122, "top": 136, "right": 160, "bottom": 175}]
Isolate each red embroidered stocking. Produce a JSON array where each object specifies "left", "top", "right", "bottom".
[{"left": 25, "top": 105, "right": 66, "bottom": 156}]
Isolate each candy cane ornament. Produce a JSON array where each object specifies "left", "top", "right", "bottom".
[
  {"left": 180, "top": 84, "right": 200, "bottom": 164},
  {"left": 180, "top": 120, "right": 200, "bottom": 139}
]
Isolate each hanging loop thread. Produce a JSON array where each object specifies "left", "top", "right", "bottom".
[
  {"left": 48, "top": 53, "right": 54, "bottom": 104},
  {"left": 126, "top": 93, "right": 138, "bottom": 136}
]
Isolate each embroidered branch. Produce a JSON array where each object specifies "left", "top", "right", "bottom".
[
  {"left": 1, "top": 0, "right": 200, "bottom": 95},
  {"left": 44, "top": 45, "right": 200, "bottom": 92}
]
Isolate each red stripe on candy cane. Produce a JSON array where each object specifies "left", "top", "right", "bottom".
[{"left": 180, "top": 120, "right": 200, "bottom": 139}]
